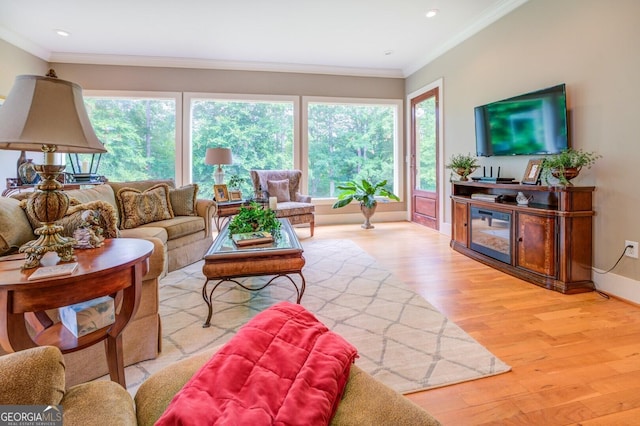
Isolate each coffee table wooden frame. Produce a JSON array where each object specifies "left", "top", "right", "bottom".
[{"left": 201, "top": 219, "right": 305, "bottom": 327}]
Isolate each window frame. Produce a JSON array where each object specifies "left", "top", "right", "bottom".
[{"left": 302, "top": 96, "right": 404, "bottom": 205}]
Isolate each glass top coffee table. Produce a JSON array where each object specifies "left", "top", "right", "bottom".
[{"left": 201, "top": 218, "right": 306, "bottom": 327}]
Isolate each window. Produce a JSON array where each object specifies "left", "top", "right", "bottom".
[
  {"left": 304, "top": 98, "right": 402, "bottom": 199},
  {"left": 84, "top": 93, "right": 179, "bottom": 182},
  {"left": 187, "top": 95, "right": 298, "bottom": 199}
]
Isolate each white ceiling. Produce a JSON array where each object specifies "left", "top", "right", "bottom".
[{"left": 0, "top": 0, "right": 527, "bottom": 78}]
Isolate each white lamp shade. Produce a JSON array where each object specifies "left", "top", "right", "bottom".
[
  {"left": 0, "top": 74, "right": 107, "bottom": 153},
  {"left": 205, "top": 147, "right": 233, "bottom": 166}
]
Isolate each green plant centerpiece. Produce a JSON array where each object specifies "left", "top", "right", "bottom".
[
  {"left": 228, "top": 202, "right": 281, "bottom": 237},
  {"left": 332, "top": 179, "right": 400, "bottom": 229},
  {"left": 445, "top": 153, "right": 479, "bottom": 181},
  {"left": 541, "top": 148, "right": 601, "bottom": 186}
]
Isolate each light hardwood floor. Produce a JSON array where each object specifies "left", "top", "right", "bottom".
[{"left": 301, "top": 221, "right": 640, "bottom": 425}]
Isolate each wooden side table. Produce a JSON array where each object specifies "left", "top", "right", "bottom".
[{"left": 0, "top": 238, "right": 153, "bottom": 388}]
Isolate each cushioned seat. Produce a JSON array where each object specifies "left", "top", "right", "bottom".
[
  {"left": 250, "top": 170, "right": 315, "bottom": 236},
  {"left": 140, "top": 216, "right": 204, "bottom": 240}
]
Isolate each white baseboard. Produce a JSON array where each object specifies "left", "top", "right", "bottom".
[
  {"left": 593, "top": 270, "right": 640, "bottom": 305},
  {"left": 315, "top": 211, "right": 407, "bottom": 226}
]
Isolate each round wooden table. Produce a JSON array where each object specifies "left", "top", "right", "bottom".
[{"left": 0, "top": 238, "right": 153, "bottom": 388}]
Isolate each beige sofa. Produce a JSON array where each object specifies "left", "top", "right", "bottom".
[{"left": 0, "top": 179, "right": 215, "bottom": 386}]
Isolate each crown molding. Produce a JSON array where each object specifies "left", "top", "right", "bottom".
[
  {"left": 49, "top": 53, "right": 405, "bottom": 79},
  {"left": 0, "top": 26, "right": 50, "bottom": 61},
  {"left": 403, "top": 0, "right": 530, "bottom": 76}
]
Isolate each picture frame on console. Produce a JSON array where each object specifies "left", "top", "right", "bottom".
[
  {"left": 522, "top": 159, "right": 543, "bottom": 185},
  {"left": 229, "top": 190, "right": 242, "bottom": 201},
  {"left": 214, "top": 184, "right": 229, "bottom": 202}
]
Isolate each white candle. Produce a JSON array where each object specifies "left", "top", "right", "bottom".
[{"left": 269, "top": 196, "right": 277, "bottom": 210}]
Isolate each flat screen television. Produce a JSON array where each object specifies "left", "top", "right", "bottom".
[{"left": 475, "top": 84, "right": 569, "bottom": 156}]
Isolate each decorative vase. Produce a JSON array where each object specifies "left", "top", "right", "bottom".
[
  {"left": 18, "top": 159, "right": 40, "bottom": 185},
  {"left": 455, "top": 166, "right": 477, "bottom": 181},
  {"left": 16, "top": 150, "right": 27, "bottom": 180},
  {"left": 551, "top": 167, "right": 581, "bottom": 186},
  {"left": 360, "top": 202, "right": 377, "bottom": 229}
]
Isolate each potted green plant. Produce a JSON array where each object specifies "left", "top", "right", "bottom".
[
  {"left": 541, "top": 148, "right": 601, "bottom": 186},
  {"left": 445, "top": 153, "right": 479, "bottom": 181},
  {"left": 332, "top": 179, "right": 400, "bottom": 229},
  {"left": 228, "top": 202, "right": 281, "bottom": 236}
]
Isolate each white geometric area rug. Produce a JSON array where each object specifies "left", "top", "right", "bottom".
[{"left": 123, "top": 239, "right": 511, "bottom": 395}]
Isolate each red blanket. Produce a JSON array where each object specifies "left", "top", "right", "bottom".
[{"left": 155, "top": 302, "right": 358, "bottom": 425}]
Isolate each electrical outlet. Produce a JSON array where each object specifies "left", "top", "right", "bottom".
[{"left": 625, "top": 240, "right": 639, "bottom": 259}]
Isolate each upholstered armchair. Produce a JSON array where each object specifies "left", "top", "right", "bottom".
[
  {"left": 250, "top": 170, "right": 315, "bottom": 236},
  {"left": 0, "top": 346, "right": 136, "bottom": 425}
]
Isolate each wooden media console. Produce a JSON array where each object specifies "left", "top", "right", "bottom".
[{"left": 450, "top": 181, "right": 594, "bottom": 294}]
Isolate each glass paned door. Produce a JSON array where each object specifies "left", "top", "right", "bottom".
[{"left": 410, "top": 88, "right": 439, "bottom": 229}]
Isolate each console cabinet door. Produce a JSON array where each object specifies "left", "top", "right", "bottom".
[
  {"left": 516, "top": 212, "right": 556, "bottom": 277},
  {"left": 452, "top": 200, "right": 468, "bottom": 246}
]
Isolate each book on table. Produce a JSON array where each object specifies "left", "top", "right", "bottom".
[
  {"left": 232, "top": 231, "right": 274, "bottom": 247},
  {"left": 28, "top": 262, "right": 79, "bottom": 280}
]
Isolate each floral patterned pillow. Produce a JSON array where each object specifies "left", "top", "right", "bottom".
[{"left": 116, "top": 184, "right": 174, "bottom": 229}]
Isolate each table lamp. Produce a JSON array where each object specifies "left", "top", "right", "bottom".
[
  {"left": 205, "top": 147, "right": 233, "bottom": 184},
  {"left": 0, "top": 69, "right": 107, "bottom": 269}
]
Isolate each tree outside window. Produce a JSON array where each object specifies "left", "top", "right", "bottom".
[
  {"left": 190, "top": 99, "right": 294, "bottom": 199},
  {"left": 307, "top": 101, "right": 399, "bottom": 199},
  {"left": 84, "top": 97, "right": 176, "bottom": 182}
]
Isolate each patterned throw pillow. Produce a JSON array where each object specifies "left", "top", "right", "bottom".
[
  {"left": 267, "top": 179, "right": 290, "bottom": 202},
  {"left": 117, "top": 184, "right": 174, "bottom": 229},
  {"left": 20, "top": 198, "right": 119, "bottom": 239},
  {"left": 169, "top": 184, "right": 199, "bottom": 216}
]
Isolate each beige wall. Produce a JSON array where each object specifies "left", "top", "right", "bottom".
[
  {"left": 0, "top": 39, "right": 48, "bottom": 183},
  {"left": 406, "top": 0, "right": 640, "bottom": 299}
]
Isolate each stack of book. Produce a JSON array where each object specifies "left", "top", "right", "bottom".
[
  {"left": 470, "top": 193, "right": 500, "bottom": 202},
  {"left": 232, "top": 231, "right": 274, "bottom": 247}
]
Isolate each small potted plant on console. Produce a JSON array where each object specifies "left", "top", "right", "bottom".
[
  {"left": 446, "top": 153, "right": 479, "bottom": 181},
  {"left": 541, "top": 148, "right": 601, "bottom": 186}
]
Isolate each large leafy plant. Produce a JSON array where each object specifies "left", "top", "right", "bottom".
[
  {"left": 228, "top": 202, "right": 281, "bottom": 236},
  {"left": 332, "top": 179, "right": 400, "bottom": 209}
]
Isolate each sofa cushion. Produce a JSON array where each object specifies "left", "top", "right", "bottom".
[
  {"left": 117, "top": 184, "right": 175, "bottom": 229},
  {"left": 169, "top": 184, "right": 199, "bottom": 216},
  {"left": 140, "top": 216, "right": 205, "bottom": 240},
  {"left": 274, "top": 201, "right": 315, "bottom": 217},
  {"left": 63, "top": 184, "right": 118, "bottom": 210},
  {"left": 267, "top": 179, "right": 290, "bottom": 202},
  {"left": 0, "top": 196, "right": 35, "bottom": 255}
]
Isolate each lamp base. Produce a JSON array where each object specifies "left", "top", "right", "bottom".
[
  {"left": 214, "top": 167, "right": 225, "bottom": 185},
  {"left": 19, "top": 224, "right": 75, "bottom": 269},
  {"left": 18, "top": 164, "right": 76, "bottom": 269}
]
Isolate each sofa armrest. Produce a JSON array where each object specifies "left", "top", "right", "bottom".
[
  {"left": 294, "top": 193, "right": 311, "bottom": 203},
  {"left": 195, "top": 199, "right": 216, "bottom": 235},
  {"left": 0, "top": 346, "right": 65, "bottom": 406},
  {"left": 62, "top": 381, "right": 136, "bottom": 426}
]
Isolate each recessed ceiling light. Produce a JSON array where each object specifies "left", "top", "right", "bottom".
[
  {"left": 384, "top": 50, "right": 394, "bottom": 56},
  {"left": 55, "top": 29, "right": 70, "bottom": 37},
  {"left": 426, "top": 9, "right": 438, "bottom": 18}
]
